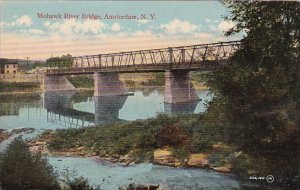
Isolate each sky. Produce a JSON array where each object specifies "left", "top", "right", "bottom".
[{"left": 0, "top": 1, "right": 242, "bottom": 60}]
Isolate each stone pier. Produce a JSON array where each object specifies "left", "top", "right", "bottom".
[
  {"left": 42, "top": 75, "right": 76, "bottom": 92},
  {"left": 164, "top": 70, "right": 199, "bottom": 103},
  {"left": 93, "top": 72, "right": 128, "bottom": 96}
]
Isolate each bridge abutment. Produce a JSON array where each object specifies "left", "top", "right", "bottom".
[
  {"left": 93, "top": 72, "right": 128, "bottom": 96},
  {"left": 42, "top": 75, "right": 77, "bottom": 92},
  {"left": 164, "top": 70, "right": 199, "bottom": 103}
]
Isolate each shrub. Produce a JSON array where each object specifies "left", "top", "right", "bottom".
[
  {"left": 64, "top": 176, "right": 97, "bottom": 190},
  {"left": 155, "top": 124, "right": 190, "bottom": 147},
  {"left": 0, "top": 138, "right": 60, "bottom": 190},
  {"left": 124, "top": 80, "right": 135, "bottom": 87}
]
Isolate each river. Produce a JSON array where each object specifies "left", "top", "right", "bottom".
[{"left": 0, "top": 89, "right": 266, "bottom": 189}]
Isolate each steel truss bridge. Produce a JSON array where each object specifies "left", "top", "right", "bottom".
[{"left": 46, "top": 41, "right": 241, "bottom": 75}]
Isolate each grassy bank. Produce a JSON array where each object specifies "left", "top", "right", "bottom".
[
  {"left": 0, "top": 82, "right": 40, "bottom": 93},
  {"left": 40, "top": 113, "right": 237, "bottom": 170},
  {"left": 46, "top": 114, "right": 203, "bottom": 162}
]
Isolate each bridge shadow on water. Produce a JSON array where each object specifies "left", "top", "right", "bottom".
[
  {"left": 44, "top": 91, "right": 131, "bottom": 127},
  {"left": 44, "top": 91, "right": 126, "bottom": 127}
]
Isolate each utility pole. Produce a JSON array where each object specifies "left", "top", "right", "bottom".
[{"left": 25, "top": 56, "right": 30, "bottom": 70}]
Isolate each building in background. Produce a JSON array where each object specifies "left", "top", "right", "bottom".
[
  {"left": 0, "top": 58, "right": 19, "bottom": 78},
  {"left": 0, "top": 58, "right": 44, "bottom": 83}
]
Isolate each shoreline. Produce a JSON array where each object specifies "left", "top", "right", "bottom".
[
  {"left": 27, "top": 143, "right": 233, "bottom": 173},
  {"left": 25, "top": 130, "right": 233, "bottom": 174},
  {"left": 0, "top": 82, "right": 207, "bottom": 95},
  {"left": 0, "top": 89, "right": 42, "bottom": 95}
]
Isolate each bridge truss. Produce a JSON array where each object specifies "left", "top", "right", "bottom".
[{"left": 47, "top": 41, "right": 241, "bottom": 75}]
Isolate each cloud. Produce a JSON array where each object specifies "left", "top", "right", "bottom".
[
  {"left": 209, "top": 25, "right": 217, "bottom": 32},
  {"left": 160, "top": 19, "right": 198, "bottom": 34},
  {"left": 15, "top": 15, "right": 33, "bottom": 26},
  {"left": 217, "top": 20, "right": 235, "bottom": 32},
  {"left": 18, "top": 28, "right": 45, "bottom": 35},
  {"left": 44, "top": 21, "right": 51, "bottom": 28},
  {"left": 1, "top": 17, "right": 241, "bottom": 60},
  {"left": 137, "top": 19, "right": 149, "bottom": 24},
  {"left": 1, "top": 28, "right": 238, "bottom": 60},
  {"left": 111, "top": 22, "right": 121, "bottom": 32},
  {"left": 28, "top": 29, "right": 45, "bottom": 35},
  {"left": 134, "top": 30, "right": 153, "bottom": 36},
  {"left": 1, "top": 15, "right": 33, "bottom": 27},
  {"left": 193, "top": 32, "right": 213, "bottom": 40},
  {"left": 204, "top": 18, "right": 211, "bottom": 23},
  {"left": 44, "top": 19, "right": 106, "bottom": 34}
]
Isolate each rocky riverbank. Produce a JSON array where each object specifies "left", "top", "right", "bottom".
[
  {"left": 26, "top": 137, "right": 138, "bottom": 167},
  {"left": 153, "top": 147, "right": 232, "bottom": 173},
  {"left": 0, "top": 128, "right": 35, "bottom": 143},
  {"left": 25, "top": 130, "right": 234, "bottom": 174},
  {"left": 0, "top": 129, "right": 11, "bottom": 143}
]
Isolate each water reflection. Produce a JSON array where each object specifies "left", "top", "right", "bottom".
[
  {"left": 94, "top": 95, "right": 128, "bottom": 125},
  {"left": 44, "top": 91, "right": 76, "bottom": 110},
  {"left": 44, "top": 91, "right": 95, "bottom": 128},
  {"left": 0, "top": 94, "right": 41, "bottom": 116},
  {"left": 44, "top": 92, "right": 129, "bottom": 126},
  {"left": 0, "top": 89, "right": 211, "bottom": 130},
  {"left": 164, "top": 101, "right": 199, "bottom": 114}
]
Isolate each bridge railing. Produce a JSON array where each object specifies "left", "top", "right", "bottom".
[{"left": 46, "top": 41, "right": 241, "bottom": 73}]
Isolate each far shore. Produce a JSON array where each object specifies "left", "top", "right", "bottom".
[
  {"left": 0, "top": 89, "right": 42, "bottom": 95},
  {"left": 0, "top": 82, "right": 208, "bottom": 95}
]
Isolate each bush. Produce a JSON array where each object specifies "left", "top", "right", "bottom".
[
  {"left": 64, "top": 176, "right": 98, "bottom": 190},
  {"left": 0, "top": 138, "right": 60, "bottom": 190},
  {"left": 124, "top": 80, "right": 135, "bottom": 87},
  {"left": 155, "top": 124, "right": 190, "bottom": 147},
  {"left": 119, "top": 183, "right": 159, "bottom": 190}
]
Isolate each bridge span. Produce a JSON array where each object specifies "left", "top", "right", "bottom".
[{"left": 43, "top": 41, "right": 240, "bottom": 103}]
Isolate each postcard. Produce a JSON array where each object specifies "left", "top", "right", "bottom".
[{"left": 0, "top": 1, "right": 299, "bottom": 190}]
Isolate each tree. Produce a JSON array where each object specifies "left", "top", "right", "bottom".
[
  {"left": 207, "top": 0, "right": 300, "bottom": 151},
  {"left": 205, "top": 1, "right": 300, "bottom": 186},
  {"left": 0, "top": 138, "right": 60, "bottom": 190},
  {"left": 46, "top": 54, "right": 73, "bottom": 68}
]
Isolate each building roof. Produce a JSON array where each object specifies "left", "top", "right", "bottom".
[{"left": 0, "top": 58, "right": 19, "bottom": 65}]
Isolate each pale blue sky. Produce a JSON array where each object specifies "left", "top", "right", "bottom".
[{"left": 0, "top": 1, "right": 241, "bottom": 60}]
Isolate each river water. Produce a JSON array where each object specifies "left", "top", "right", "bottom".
[{"left": 0, "top": 89, "right": 265, "bottom": 189}]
